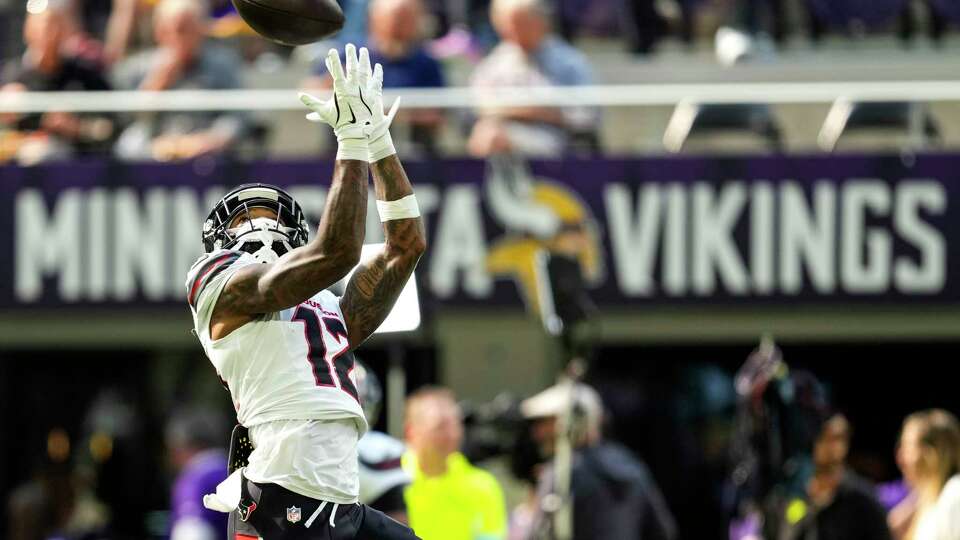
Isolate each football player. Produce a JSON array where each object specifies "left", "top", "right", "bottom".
[{"left": 187, "top": 44, "right": 424, "bottom": 539}]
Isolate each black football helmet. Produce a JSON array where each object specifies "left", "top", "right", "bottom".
[{"left": 203, "top": 183, "right": 309, "bottom": 262}]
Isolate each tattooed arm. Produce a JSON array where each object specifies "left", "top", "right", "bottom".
[
  {"left": 209, "top": 160, "right": 369, "bottom": 339},
  {"left": 340, "top": 155, "right": 426, "bottom": 350}
]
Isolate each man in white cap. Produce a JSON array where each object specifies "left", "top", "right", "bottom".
[{"left": 520, "top": 382, "right": 677, "bottom": 540}]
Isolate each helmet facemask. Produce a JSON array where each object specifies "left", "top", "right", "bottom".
[
  {"left": 227, "top": 213, "right": 298, "bottom": 263},
  {"left": 203, "top": 183, "right": 310, "bottom": 260}
]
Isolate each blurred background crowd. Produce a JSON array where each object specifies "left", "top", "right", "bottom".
[
  {"left": 3, "top": 0, "right": 960, "bottom": 163},
  {"left": 4, "top": 341, "right": 960, "bottom": 540}
]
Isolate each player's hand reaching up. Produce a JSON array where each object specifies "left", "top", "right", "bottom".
[
  {"left": 299, "top": 43, "right": 399, "bottom": 163},
  {"left": 299, "top": 43, "right": 373, "bottom": 160},
  {"left": 362, "top": 58, "right": 400, "bottom": 163}
]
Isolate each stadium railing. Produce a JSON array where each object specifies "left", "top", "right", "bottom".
[{"left": 5, "top": 81, "right": 960, "bottom": 112}]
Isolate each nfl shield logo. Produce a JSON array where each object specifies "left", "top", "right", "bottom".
[{"left": 286, "top": 506, "right": 302, "bottom": 524}]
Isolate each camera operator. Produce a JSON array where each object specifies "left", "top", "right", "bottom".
[{"left": 519, "top": 382, "right": 677, "bottom": 540}]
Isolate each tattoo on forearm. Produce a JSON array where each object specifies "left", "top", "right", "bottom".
[
  {"left": 340, "top": 230, "right": 421, "bottom": 348},
  {"left": 354, "top": 261, "right": 385, "bottom": 298},
  {"left": 371, "top": 155, "right": 413, "bottom": 201},
  {"left": 341, "top": 155, "right": 426, "bottom": 348},
  {"left": 216, "top": 160, "right": 369, "bottom": 317}
]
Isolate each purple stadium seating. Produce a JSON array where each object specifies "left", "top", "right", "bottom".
[
  {"left": 806, "top": 0, "right": 908, "bottom": 28},
  {"left": 928, "top": 0, "right": 960, "bottom": 24}
]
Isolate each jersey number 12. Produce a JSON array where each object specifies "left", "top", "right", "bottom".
[{"left": 293, "top": 306, "right": 359, "bottom": 402}]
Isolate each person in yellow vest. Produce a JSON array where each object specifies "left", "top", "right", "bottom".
[{"left": 402, "top": 387, "right": 507, "bottom": 540}]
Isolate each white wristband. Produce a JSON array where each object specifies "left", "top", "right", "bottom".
[
  {"left": 376, "top": 194, "right": 420, "bottom": 222},
  {"left": 368, "top": 130, "right": 397, "bottom": 163},
  {"left": 336, "top": 137, "right": 369, "bottom": 162}
]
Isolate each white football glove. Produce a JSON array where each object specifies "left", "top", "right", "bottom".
[
  {"left": 299, "top": 43, "right": 373, "bottom": 161},
  {"left": 361, "top": 62, "right": 401, "bottom": 163}
]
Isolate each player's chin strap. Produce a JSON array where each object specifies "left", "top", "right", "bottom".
[{"left": 229, "top": 217, "right": 295, "bottom": 263}]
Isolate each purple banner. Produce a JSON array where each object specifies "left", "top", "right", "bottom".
[{"left": 0, "top": 154, "right": 956, "bottom": 313}]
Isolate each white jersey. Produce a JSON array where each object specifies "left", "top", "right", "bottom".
[{"left": 186, "top": 249, "right": 368, "bottom": 502}]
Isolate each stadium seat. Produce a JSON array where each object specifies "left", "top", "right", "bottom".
[
  {"left": 927, "top": 0, "right": 960, "bottom": 23},
  {"left": 926, "top": 0, "right": 959, "bottom": 41},
  {"left": 806, "top": 0, "right": 909, "bottom": 29},
  {"left": 817, "top": 100, "right": 941, "bottom": 152},
  {"left": 663, "top": 102, "right": 782, "bottom": 154},
  {"left": 805, "top": 0, "right": 911, "bottom": 41}
]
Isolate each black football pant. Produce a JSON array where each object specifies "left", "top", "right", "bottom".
[{"left": 228, "top": 478, "right": 420, "bottom": 540}]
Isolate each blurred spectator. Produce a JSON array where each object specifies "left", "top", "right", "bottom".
[
  {"left": 468, "top": 0, "right": 597, "bottom": 158},
  {"left": 402, "top": 387, "right": 507, "bottom": 540},
  {"left": 889, "top": 409, "right": 960, "bottom": 540},
  {"left": 69, "top": 0, "right": 114, "bottom": 48},
  {"left": 166, "top": 407, "right": 229, "bottom": 540},
  {"left": 889, "top": 417, "right": 923, "bottom": 539},
  {"left": 337, "top": 0, "right": 373, "bottom": 49},
  {"left": 8, "top": 428, "right": 110, "bottom": 540},
  {"left": 308, "top": 0, "right": 446, "bottom": 156},
  {"left": 426, "top": 0, "right": 496, "bottom": 53},
  {"left": 785, "top": 414, "right": 892, "bottom": 540},
  {"left": 0, "top": 0, "right": 115, "bottom": 164},
  {"left": 728, "top": 345, "right": 831, "bottom": 540},
  {"left": 734, "top": 0, "right": 787, "bottom": 44},
  {"left": 102, "top": 0, "right": 141, "bottom": 63},
  {"left": 111, "top": 0, "right": 249, "bottom": 161},
  {"left": 104, "top": 0, "right": 248, "bottom": 64},
  {"left": 355, "top": 361, "right": 412, "bottom": 523},
  {"left": 520, "top": 382, "right": 677, "bottom": 540},
  {"left": 618, "top": 0, "right": 669, "bottom": 55}
]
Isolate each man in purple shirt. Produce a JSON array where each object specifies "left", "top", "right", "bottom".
[{"left": 167, "top": 409, "right": 229, "bottom": 540}]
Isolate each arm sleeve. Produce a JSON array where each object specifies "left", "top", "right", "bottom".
[{"left": 549, "top": 44, "right": 597, "bottom": 131}]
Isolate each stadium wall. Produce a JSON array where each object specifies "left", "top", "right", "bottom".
[{"left": 1, "top": 155, "right": 959, "bottom": 400}]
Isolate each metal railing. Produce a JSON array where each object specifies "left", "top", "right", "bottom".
[{"left": 4, "top": 80, "right": 960, "bottom": 113}]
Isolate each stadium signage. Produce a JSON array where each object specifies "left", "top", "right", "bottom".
[{"left": 0, "top": 155, "right": 954, "bottom": 310}]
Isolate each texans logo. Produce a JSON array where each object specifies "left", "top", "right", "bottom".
[{"left": 237, "top": 500, "right": 258, "bottom": 522}]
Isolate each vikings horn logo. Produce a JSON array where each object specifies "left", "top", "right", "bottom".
[{"left": 484, "top": 156, "right": 604, "bottom": 318}]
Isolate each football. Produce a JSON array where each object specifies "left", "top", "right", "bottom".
[{"left": 230, "top": 0, "right": 345, "bottom": 46}]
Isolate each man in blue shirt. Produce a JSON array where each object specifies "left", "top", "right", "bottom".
[{"left": 308, "top": 0, "right": 446, "bottom": 155}]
